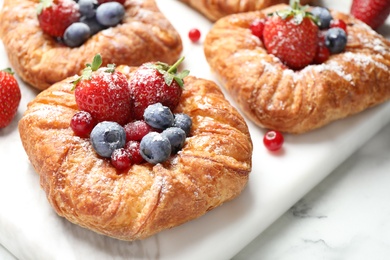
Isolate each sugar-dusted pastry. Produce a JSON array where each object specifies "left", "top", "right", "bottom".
[
  {"left": 204, "top": 2, "right": 390, "bottom": 134},
  {"left": 18, "top": 56, "right": 252, "bottom": 241},
  {"left": 0, "top": 0, "right": 183, "bottom": 90},
  {"left": 179, "top": 0, "right": 312, "bottom": 21}
]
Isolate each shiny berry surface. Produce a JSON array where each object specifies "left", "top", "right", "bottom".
[
  {"left": 330, "top": 19, "right": 348, "bottom": 35},
  {"left": 90, "top": 121, "right": 126, "bottom": 157},
  {"left": 188, "top": 28, "right": 201, "bottom": 42},
  {"left": 70, "top": 111, "right": 96, "bottom": 137},
  {"left": 325, "top": 27, "right": 347, "bottom": 54},
  {"left": 140, "top": 132, "right": 171, "bottom": 164},
  {"left": 125, "top": 140, "right": 144, "bottom": 164},
  {"left": 250, "top": 19, "right": 265, "bottom": 39},
  {"left": 111, "top": 148, "right": 132, "bottom": 170},
  {"left": 124, "top": 120, "right": 152, "bottom": 141},
  {"left": 263, "top": 130, "right": 284, "bottom": 151}
]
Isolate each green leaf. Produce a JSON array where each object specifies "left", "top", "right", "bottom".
[
  {"left": 1, "top": 68, "right": 14, "bottom": 75},
  {"left": 91, "top": 54, "right": 103, "bottom": 71},
  {"left": 37, "top": 0, "right": 53, "bottom": 15}
]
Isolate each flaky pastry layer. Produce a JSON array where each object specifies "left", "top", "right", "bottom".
[
  {"left": 18, "top": 65, "right": 253, "bottom": 241},
  {"left": 180, "top": 0, "right": 312, "bottom": 21},
  {"left": 204, "top": 5, "right": 390, "bottom": 134},
  {"left": 0, "top": 0, "right": 183, "bottom": 90}
]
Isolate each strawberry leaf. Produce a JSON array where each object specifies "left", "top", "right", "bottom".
[
  {"left": 1, "top": 68, "right": 14, "bottom": 75},
  {"left": 91, "top": 54, "right": 103, "bottom": 71},
  {"left": 37, "top": 0, "right": 53, "bottom": 15}
]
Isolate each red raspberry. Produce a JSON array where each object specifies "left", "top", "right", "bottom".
[
  {"left": 37, "top": 0, "right": 80, "bottom": 37},
  {"left": 125, "top": 141, "right": 144, "bottom": 164},
  {"left": 129, "top": 57, "right": 189, "bottom": 120},
  {"left": 124, "top": 120, "right": 152, "bottom": 141},
  {"left": 74, "top": 54, "right": 132, "bottom": 125}
]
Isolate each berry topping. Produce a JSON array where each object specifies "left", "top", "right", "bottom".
[
  {"left": 313, "top": 31, "right": 330, "bottom": 64},
  {"left": 70, "top": 110, "right": 96, "bottom": 137},
  {"left": 140, "top": 132, "right": 171, "bottom": 164},
  {"left": 96, "top": 2, "right": 125, "bottom": 27},
  {"left": 161, "top": 127, "right": 186, "bottom": 154},
  {"left": 250, "top": 19, "right": 265, "bottom": 40},
  {"left": 63, "top": 22, "right": 91, "bottom": 47},
  {"left": 143, "top": 103, "right": 175, "bottom": 130},
  {"left": 125, "top": 141, "right": 144, "bottom": 164},
  {"left": 0, "top": 68, "right": 21, "bottom": 128},
  {"left": 37, "top": 0, "right": 81, "bottom": 37},
  {"left": 97, "top": 0, "right": 126, "bottom": 4},
  {"left": 330, "top": 19, "right": 348, "bottom": 34},
  {"left": 263, "top": 130, "right": 284, "bottom": 151},
  {"left": 111, "top": 148, "right": 132, "bottom": 170},
  {"left": 73, "top": 54, "right": 132, "bottom": 125},
  {"left": 262, "top": 0, "right": 319, "bottom": 70},
  {"left": 325, "top": 27, "right": 347, "bottom": 54},
  {"left": 124, "top": 120, "right": 152, "bottom": 141},
  {"left": 351, "top": 0, "right": 390, "bottom": 30},
  {"left": 90, "top": 121, "right": 126, "bottom": 157},
  {"left": 310, "top": 7, "right": 333, "bottom": 29},
  {"left": 173, "top": 113, "right": 192, "bottom": 136},
  {"left": 80, "top": 16, "right": 107, "bottom": 35},
  {"left": 129, "top": 57, "right": 189, "bottom": 120},
  {"left": 78, "top": 0, "right": 96, "bottom": 18},
  {"left": 188, "top": 28, "right": 201, "bottom": 42}
]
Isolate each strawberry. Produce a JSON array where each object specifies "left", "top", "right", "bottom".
[
  {"left": 0, "top": 68, "right": 21, "bottom": 128},
  {"left": 129, "top": 57, "right": 189, "bottom": 120},
  {"left": 262, "top": 0, "right": 319, "bottom": 70},
  {"left": 73, "top": 54, "right": 132, "bottom": 125},
  {"left": 351, "top": 0, "right": 390, "bottom": 30},
  {"left": 37, "top": 0, "right": 80, "bottom": 37}
]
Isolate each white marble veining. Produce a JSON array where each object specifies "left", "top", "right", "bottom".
[{"left": 233, "top": 122, "right": 390, "bottom": 260}]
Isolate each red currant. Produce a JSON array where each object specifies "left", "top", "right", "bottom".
[
  {"left": 250, "top": 19, "right": 265, "bottom": 40},
  {"left": 125, "top": 141, "right": 144, "bottom": 164},
  {"left": 124, "top": 120, "right": 152, "bottom": 141},
  {"left": 111, "top": 148, "right": 132, "bottom": 170},
  {"left": 188, "top": 28, "right": 201, "bottom": 42},
  {"left": 263, "top": 130, "right": 284, "bottom": 151},
  {"left": 70, "top": 111, "right": 96, "bottom": 137},
  {"left": 330, "top": 19, "right": 348, "bottom": 35}
]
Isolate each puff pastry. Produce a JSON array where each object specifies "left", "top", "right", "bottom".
[
  {"left": 180, "top": 0, "right": 312, "bottom": 21},
  {"left": 204, "top": 5, "right": 390, "bottom": 134},
  {"left": 18, "top": 65, "right": 253, "bottom": 241},
  {"left": 0, "top": 0, "right": 183, "bottom": 90}
]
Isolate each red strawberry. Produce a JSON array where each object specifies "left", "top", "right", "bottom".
[
  {"left": 129, "top": 57, "right": 189, "bottom": 120},
  {"left": 73, "top": 54, "right": 132, "bottom": 125},
  {"left": 37, "top": 0, "right": 80, "bottom": 37},
  {"left": 0, "top": 68, "right": 21, "bottom": 128},
  {"left": 351, "top": 0, "right": 390, "bottom": 30},
  {"left": 262, "top": 0, "right": 319, "bottom": 70}
]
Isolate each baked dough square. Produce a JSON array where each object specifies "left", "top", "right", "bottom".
[
  {"left": 0, "top": 0, "right": 183, "bottom": 90},
  {"left": 204, "top": 4, "right": 390, "bottom": 133},
  {"left": 18, "top": 65, "right": 253, "bottom": 241}
]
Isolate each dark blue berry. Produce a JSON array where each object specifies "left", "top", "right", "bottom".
[
  {"left": 161, "top": 127, "right": 186, "bottom": 154},
  {"left": 143, "top": 103, "right": 174, "bottom": 130},
  {"left": 80, "top": 16, "right": 107, "bottom": 35},
  {"left": 325, "top": 27, "right": 347, "bottom": 54},
  {"left": 78, "top": 0, "right": 96, "bottom": 18},
  {"left": 173, "top": 113, "right": 192, "bottom": 136},
  {"left": 140, "top": 132, "right": 171, "bottom": 164},
  {"left": 311, "top": 7, "right": 333, "bottom": 30},
  {"left": 96, "top": 2, "right": 125, "bottom": 27},
  {"left": 90, "top": 121, "right": 126, "bottom": 157},
  {"left": 63, "top": 22, "right": 91, "bottom": 47}
]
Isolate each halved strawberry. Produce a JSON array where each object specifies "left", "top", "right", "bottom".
[
  {"left": 262, "top": 0, "right": 319, "bottom": 70},
  {"left": 128, "top": 57, "right": 189, "bottom": 120},
  {"left": 73, "top": 54, "right": 132, "bottom": 125},
  {"left": 351, "top": 0, "right": 390, "bottom": 30},
  {"left": 37, "top": 0, "right": 80, "bottom": 37}
]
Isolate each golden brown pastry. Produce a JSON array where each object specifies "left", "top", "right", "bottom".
[
  {"left": 204, "top": 4, "right": 390, "bottom": 134},
  {"left": 180, "top": 0, "right": 312, "bottom": 21},
  {"left": 18, "top": 65, "right": 252, "bottom": 241},
  {"left": 0, "top": 0, "right": 183, "bottom": 90}
]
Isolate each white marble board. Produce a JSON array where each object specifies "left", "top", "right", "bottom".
[{"left": 0, "top": 0, "right": 390, "bottom": 259}]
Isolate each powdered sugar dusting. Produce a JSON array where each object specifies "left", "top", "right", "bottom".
[{"left": 312, "top": 60, "right": 354, "bottom": 84}]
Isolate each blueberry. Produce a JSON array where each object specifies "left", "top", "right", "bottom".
[
  {"left": 173, "top": 113, "right": 192, "bottom": 136},
  {"left": 90, "top": 121, "right": 126, "bottom": 157},
  {"left": 81, "top": 16, "right": 107, "bottom": 35},
  {"left": 161, "top": 127, "right": 186, "bottom": 154},
  {"left": 96, "top": 2, "right": 125, "bottom": 27},
  {"left": 63, "top": 22, "right": 91, "bottom": 47},
  {"left": 311, "top": 7, "right": 333, "bottom": 30},
  {"left": 325, "top": 27, "right": 347, "bottom": 54},
  {"left": 78, "top": 0, "right": 96, "bottom": 18},
  {"left": 143, "top": 103, "right": 174, "bottom": 130},
  {"left": 140, "top": 132, "right": 171, "bottom": 164}
]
